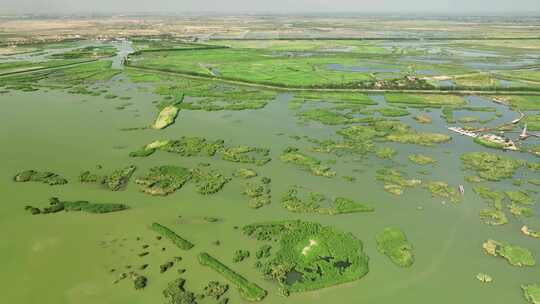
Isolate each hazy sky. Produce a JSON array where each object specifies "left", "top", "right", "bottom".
[{"left": 1, "top": 0, "right": 539, "bottom": 14}]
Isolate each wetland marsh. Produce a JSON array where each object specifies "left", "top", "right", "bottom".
[{"left": 0, "top": 17, "right": 539, "bottom": 304}]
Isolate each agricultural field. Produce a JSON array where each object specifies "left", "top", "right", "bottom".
[{"left": 0, "top": 15, "right": 539, "bottom": 304}]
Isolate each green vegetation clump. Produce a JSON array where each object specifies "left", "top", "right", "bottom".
[
  {"left": 222, "top": 146, "right": 271, "bottom": 166},
  {"left": 376, "top": 227, "right": 414, "bottom": 267},
  {"left": 243, "top": 220, "right": 369, "bottom": 293},
  {"left": 376, "top": 147, "right": 396, "bottom": 160},
  {"left": 130, "top": 137, "right": 224, "bottom": 158},
  {"left": 280, "top": 185, "right": 374, "bottom": 215},
  {"left": 79, "top": 165, "right": 136, "bottom": 191},
  {"left": 135, "top": 166, "right": 192, "bottom": 196},
  {"left": 474, "top": 186, "right": 508, "bottom": 226},
  {"left": 376, "top": 168, "right": 421, "bottom": 195},
  {"left": 473, "top": 136, "right": 507, "bottom": 150},
  {"left": 476, "top": 273, "right": 493, "bottom": 283},
  {"left": 133, "top": 275, "right": 148, "bottom": 290},
  {"left": 234, "top": 168, "right": 258, "bottom": 179},
  {"left": 506, "top": 190, "right": 534, "bottom": 218},
  {"left": 424, "top": 181, "right": 461, "bottom": 203},
  {"left": 385, "top": 94, "right": 465, "bottom": 107},
  {"left": 522, "top": 114, "right": 540, "bottom": 131},
  {"left": 163, "top": 278, "right": 197, "bottom": 304},
  {"left": 191, "top": 167, "right": 231, "bottom": 195},
  {"left": 414, "top": 113, "right": 432, "bottom": 124},
  {"left": 198, "top": 252, "right": 267, "bottom": 301},
  {"left": 203, "top": 281, "right": 229, "bottom": 300},
  {"left": 441, "top": 107, "right": 456, "bottom": 123},
  {"left": 242, "top": 177, "right": 272, "bottom": 209},
  {"left": 152, "top": 94, "right": 184, "bottom": 130},
  {"left": 281, "top": 147, "right": 335, "bottom": 177},
  {"left": 25, "top": 197, "right": 128, "bottom": 215},
  {"left": 297, "top": 108, "right": 353, "bottom": 125},
  {"left": 377, "top": 107, "right": 410, "bottom": 117},
  {"left": 342, "top": 119, "right": 451, "bottom": 147},
  {"left": 14, "top": 170, "right": 67, "bottom": 185},
  {"left": 233, "top": 250, "right": 250, "bottom": 263},
  {"left": 255, "top": 245, "right": 272, "bottom": 259},
  {"left": 408, "top": 154, "right": 437, "bottom": 165},
  {"left": 461, "top": 152, "right": 525, "bottom": 181},
  {"left": 150, "top": 222, "right": 194, "bottom": 250},
  {"left": 522, "top": 284, "right": 540, "bottom": 304},
  {"left": 482, "top": 239, "right": 535, "bottom": 267}
]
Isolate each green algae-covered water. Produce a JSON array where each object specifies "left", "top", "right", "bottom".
[{"left": 0, "top": 72, "right": 539, "bottom": 303}]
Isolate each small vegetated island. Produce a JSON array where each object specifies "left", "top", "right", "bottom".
[
  {"left": 79, "top": 165, "right": 136, "bottom": 191},
  {"left": 24, "top": 197, "right": 129, "bottom": 215},
  {"left": 198, "top": 252, "right": 267, "bottom": 301},
  {"left": 280, "top": 147, "right": 336, "bottom": 177},
  {"left": 376, "top": 227, "right": 414, "bottom": 267},
  {"left": 134, "top": 164, "right": 230, "bottom": 196},
  {"left": 281, "top": 185, "right": 374, "bottom": 215},
  {"left": 14, "top": 170, "right": 67, "bottom": 185},
  {"left": 152, "top": 93, "right": 184, "bottom": 130},
  {"left": 482, "top": 239, "right": 535, "bottom": 267},
  {"left": 150, "top": 222, "right": 194, "bottom": 250},
  {"left": 523, "top": 284, "right": 540, "bottom": 304},
  {"left": 130, "top": 136, "right": 271, "bottom": 166},
  {"left": 242, "top": 220, "right": 369, "bottom": 294}
]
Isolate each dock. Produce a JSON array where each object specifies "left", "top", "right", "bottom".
[{"left": 448, "top": 127, "right": 478, "bottom": 138}]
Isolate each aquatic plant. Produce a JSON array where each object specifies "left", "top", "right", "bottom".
[
  {"left": 222, "top": 146, "right": 271, "bottom": 166},
  {"left": 150, "top": 222, "right": 194, "bottom": 250},
  {"left": 376, "top": 168, "right": 421, "bottom": 195},
  {"left": 242, "top": 177, "right": 272, "bottom": 209},
  {"left": 424, "top": 181, "right": 461, "bottom": 203},
  {"left": 198, "top": 252, "right": 267, "bottom": 301},
  {"left": 414, "top": 113, "right": 432, "bottom": 124},
  {"left": 280, "top": 147, "right": 335, "bottom": 177},
  {"left": 280, "top": 185, "right": 373, "bottom": 215},
  {"left": 233, "top": 250, "right": 250, "bottom": 263},
  {"left": 163, "top": 278, "right": 197, "bottom": 304},
  {"left": 14, "top": 170, "right": 67, "bottom": 186},
  {"left": 376, "top": 227, "right": 414, "bottom": 267},
  {"left": 203, "top": 281, "right": 229, "bottom": 300},
  {"left": 79, "top": 165, "right": 136, "bottom": 191},
  {"left": 243, "top": 220, "right": 369, "bottom": 293},
  {"left": 408, "top": 154, "right": 437, "bottom": 165},
  {"left": 234, "top": 168, "right": 258, "bottom": 179},
  {"left": 191, "top": 167, "right": 231, "bottom": 195},
  {"left": 376, "top": 147, "right": 396, "bottom": 160},
  {"left": 474, "top": 186, "right": 508, "bottom": 226},
  {"left": 522, "top": 284, "right": 540, "bottom": 304},
  {"left": 25, "top": 197, "right": 128, "bottom": 215},
  {"left": 482, "top": 239, "right": 535, "bottom": 267},
  {"left": 135, "top": 166, "right": 192, "bottom": 196},
  {"left": 461, "top": 152, "right": 525, "bottom": 181}
]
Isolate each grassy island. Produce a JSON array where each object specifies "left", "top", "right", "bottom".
[
  {"left": 79, "top": 165, "right": 136, "bottom": 191},
  {"left": 376, "top": 227, "right": 414, "bottom": 267},
  {"left": 280, "top": 185, "right": 374, "bottom": 215},
  {"left": 461, "top": 152, "right": 525, "bottom": 181},
  {"left": 482, "top": 239, "right": 535, "bottom": 267},
  {"left": 135, "top": 166, "right": 192, "bottom": 196},
  {"left": 281, "top": 147, "right": 335, "bottom": 177},
  {"left": 25, "top": 197, "right": 128, "bottom": 215},
  {"left": 198, "top": 252, "right": 267, "bottom": 301},
  {"left": 150, "top": 222, "right": 194, "bottom": 250},
  {"left": 14, "top": 170, "right": 67, "bottom": 186},
  {"left": 243, "top": 220, "right": 369, "bottom": 293},
  {"left": 522, "top": 284, "right": 540, "bottom": 304}
]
